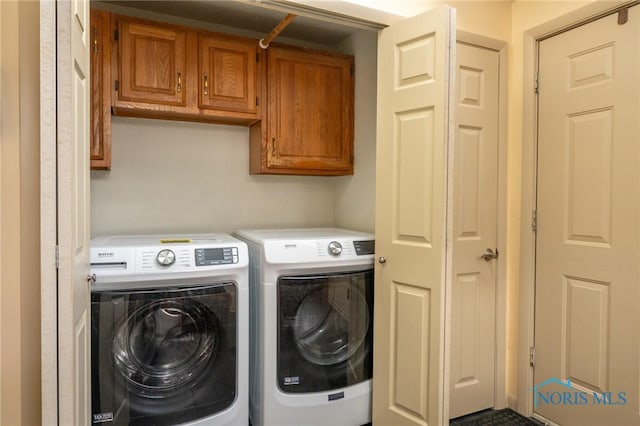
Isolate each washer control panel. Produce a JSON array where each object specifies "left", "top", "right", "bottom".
[
  {"left": 327, "top": 241, "right": 343, "bottom": 256},
  {"left": 156, "top": 249, "right": 176, "bottom": 266},
  {"left": 353, "top": 240, "right": 375, "bottom": 256},
  {"left": 194, "top": 247, "right": 238, "bottom": 266}
]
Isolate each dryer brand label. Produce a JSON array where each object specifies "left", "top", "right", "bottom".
[
  {"left": 97, "top": 252, "right": 114, "bottom": 257},
  {"left": 328, "top": 391, "right": 345, "bottom": 401},
  {"left": 283, "top": 376, "right": 300, "bottom": 385},
  {"left": 92, "top": 412, "right": 114, "bottom": 423}
]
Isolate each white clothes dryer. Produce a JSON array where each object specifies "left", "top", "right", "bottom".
[
  {"left": 90, "top": 234, "right": 248, "bottom": 426},
  {"left": 235, "top": 228, "right": 375, "bottom": 426}
]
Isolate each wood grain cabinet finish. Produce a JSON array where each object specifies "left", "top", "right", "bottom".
[
  {"left": 116, "top": 17, "right": 187, "bottom": 106},
  {"left": 111, "top": 15, "right": 261, "bottom": 124},
  {"left": 90, "top": 9, "right": 111, "bottom": 170},
  {"left": 199, "top": 34, "right": 258, "bottom": 114},
  {"left": 250, "top": 45, "right": 354, "bottom": 175}
]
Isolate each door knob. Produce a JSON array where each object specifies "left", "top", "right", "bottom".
[
  {"left": 480, "top": 248, "right": 498, "bottom": 261},
  {"left": 87, "top": 273, "right": 97, "bottom": 284},
  {"left": 378, "top": 256, "right": 386, "bottom": 264}
]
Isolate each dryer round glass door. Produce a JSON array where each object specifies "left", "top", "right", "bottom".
[
  {"left": 292, "top": 284, "right": 369, "bottom": 366},
  {"left": 277, "top": 269, "right": 374, "bottom": 393}
]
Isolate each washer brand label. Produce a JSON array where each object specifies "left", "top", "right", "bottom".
[
  {"left": 284, "top": 376, "right": 300, "bottom": 385},
  {"left": 97, "top": 252, "right": 114, "bottom": 258},
  {"left": 328, "top": 391, "right": 345, "bottom": 401},
  {"left": 92, "top": 412, "right": 113, "bottom": 423}
]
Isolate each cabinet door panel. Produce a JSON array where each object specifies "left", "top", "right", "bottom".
[
  {"left": 90, "top": 9, "right": 111, "bottom": 169},
  {"left": 118, "top": 18, "right": 186, "bottom": 106},
  {"left": 267, "top": 47, "right": 353, "bottom": 173},
  {"left": 199, "top": 35, "right": 257, "bottom": 113}
]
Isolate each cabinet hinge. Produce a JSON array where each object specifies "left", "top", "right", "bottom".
[
  {"left": 534, "top": 71, "right": 539, "bottom": 94},
  {"left": 351, "top": 65, "right": 354, "bottom": 77},
  {"left": 532, "top": 209, "right": 537, "bottom": 232},
  {"left": 114, "top": 28, "right": 119, "bottom": 41},
  {"left": 256, "top": 52, "right": 260, "bottom": 62},
  {"left": 529, "top": 346, "right": 536, "bottom": 367},
  {"left": 256, "top": 96, "right": 259, "bottom": 106},
  {"left": 114, "top": 80, "right": 119, "bottom": 91},
  {"left": 55, "top": 245, "right": 60, "bottom": 269}
]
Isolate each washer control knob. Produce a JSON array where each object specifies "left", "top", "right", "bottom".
[
  {"left": 156, "top": 249, "right": 176, "bottom": 266},
  {"left": 328, "top": 241, "right": 342, "bottom": 256}
]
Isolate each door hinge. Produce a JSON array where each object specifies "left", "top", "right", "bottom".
[
  {"left": 114, "top": 28, "right": 119, "bottom": 41},
  {"left": 351, "top": 65, "right": 355, "bottom": 77},
  {"left": 532, "top": 209, "right": 537, "bottom": 231},
  {"left": 114, "top": 80, "right": 119, "bottom": 91},
  {"left": 534, "top": 72, "right": 539, "bottom": 94},
  {"left": 529, "top": 346, "right": 536, "bottom": 367},
  {"left": 55, "top": 245, "right": 60, "bottom": 269},
  {"left": 256, "top": 52, "right": 260, "bottom": 62}
]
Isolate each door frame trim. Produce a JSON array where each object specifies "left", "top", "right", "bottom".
[
  {"left": 451, "top": 31, "right": 509, "bottom": 413},
  {"left": 517, "top": 0, "right": 638, "bottom": 417}
]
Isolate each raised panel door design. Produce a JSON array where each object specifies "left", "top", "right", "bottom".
[
  {"left": 373, "top": 7, "right": 454, "bottom": 426},
  {"left": 90, "top": 9, "right": 111, "bottom": 170},
  {"left": 118, "top": 18, "right": 186, "bottom": 106},
  {"left": 266, "top": 46, "right": 353, "bottom": 174},
  {"left": 535, "top": 7, "right": 640, "bottom": 425},
  {"left": 449, "top": 42, "right": 499, "bottom": 419},
  {"left": 199, "top": 35, "right": 257, "bottom": 114},
  {"left": 57, "top": 0, "right": 92, "bottom": 423}
]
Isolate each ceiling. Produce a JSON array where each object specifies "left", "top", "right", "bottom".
[{"left": 100, "top": 0, "right": 384, "bottom": 46}]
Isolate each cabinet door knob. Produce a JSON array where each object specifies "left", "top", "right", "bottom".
[
  {"left": 378, "top": 256, "right": 386, "bottom": 264},
  {"left": 177, "top": 69, "right": 182, "bottom": 93},
  {"left": 271, "top": 136, "right": 276, "bottom": 156},
  {"left": 203, "top": 73, "right": 208, "bottom": 96}
]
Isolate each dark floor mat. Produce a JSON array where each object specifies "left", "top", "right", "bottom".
[{"left": 450, "top": 408, "right": 543, "bottom": 426}]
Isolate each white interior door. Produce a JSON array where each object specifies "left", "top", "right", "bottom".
[
  {"left": 57, "top": 0, "right": 91, "bottom": 424},
  {"left": 449, "top": 42, "right": 499, "bottom": 419},
  {"left": 534, "top": 6, "right": 640, "bottom": 425},
  {"left": 373, "top": 6, "right": 455, "bottom": 426}
]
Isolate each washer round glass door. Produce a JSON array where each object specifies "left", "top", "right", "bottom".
[
  {"left": 112, "top": 298, "right": 220, "bottom": 397},
  {"left": 91, "top": 283, "right": 237, "bottom": 425}
]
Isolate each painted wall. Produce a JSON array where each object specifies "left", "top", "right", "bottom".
[
  {"left": 0, "top": 1, "right": 41, "bottom": 424},
  {"left": 91, "top": 118, "right": 337, "bottom": 235},
  {"left": 333, "top": 30, "right": 378, "bottom": 233}
]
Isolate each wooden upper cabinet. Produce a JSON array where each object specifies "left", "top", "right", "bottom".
[
  {"left": 90, "top": 9, "right": 111, "bottom": 170},
  {"left": 250, "top": 45, "right": 354, "bottom": 175},
  {"left": 199, "top": 35, "right": 258, "bottom": 114},
  {"left": 117, "top": 17, "right": 187, "bottom": 106}
]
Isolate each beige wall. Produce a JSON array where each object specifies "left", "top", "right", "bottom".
[
  {"left": 0, "top": 1, "right": 41, "bottom": 425},
  {"left": 333, "top": 30, "right": 378, "bottom": 233},
  {"left": 91, "top": 118, "right": 339, "bottom": 235}
]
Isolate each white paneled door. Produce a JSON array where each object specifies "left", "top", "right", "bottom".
[
  {"left": 450, "top": 42, "right": 499, "bottom": 419},
  {"left": 57, "top": 0, "right": 92, "bottom": 424},
  {"left": 534, "top": 6, "right": 640, "bottom": 425},
  {"left": 373, "top": 6, "right": 455, "bottom": 426}
]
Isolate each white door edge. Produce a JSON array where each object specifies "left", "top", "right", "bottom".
[
  {"left": 40, "top": 1, "right": 58, "bottom": 423},
  {"left": 517, "top": 0, "right": 637, "bottom": 417}
]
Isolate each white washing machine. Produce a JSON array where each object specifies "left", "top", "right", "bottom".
[
  {"left": 235, "top": 228, "right": 375, "bottom": 426},
  {"left": 89, "top": 234, "right": 248, "bottom": 426}
]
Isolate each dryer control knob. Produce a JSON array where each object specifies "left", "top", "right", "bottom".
[
  {"left": 328, "top": 241, "right": 342, "bottom": 256},
  {"left": 156, "top": 249, "right": 176, "bottom": 266}
]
